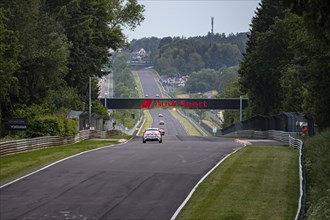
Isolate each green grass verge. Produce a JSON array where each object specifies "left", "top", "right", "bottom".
[
  {"left": 132, "top": 71, "right": 153, "bottom": 136},
  {"left": 169, "top": 110, "right": 202, "bottom": 136},
  {"left": 132, "top": 71, "right": 144, "bottom": 97},
  {"left": 177, "top": 146, "right": 299, "bottom": 220},
  {"left": 111, "top": 110, "right": 138, "bottom": 128},
  {"left": 0, "top": 140, "right": 118, "bottom": 184},
  {"left": 138, "top": 110, "right": 153, "bottom": 136}
]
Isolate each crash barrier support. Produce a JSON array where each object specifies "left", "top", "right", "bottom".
[
  {"left": 289, "top": 136, "right": 305, "bottom": 220},
  {"left": 0, "top": 130, "right": 122, "bottom": 157}
]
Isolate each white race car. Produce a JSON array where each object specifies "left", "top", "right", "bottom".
[
  {"left": 142, "top": 128, "right": 162, "bottom": 143},
  {"left": 159, "top": 128, "right": 165, "bottom": 135}
]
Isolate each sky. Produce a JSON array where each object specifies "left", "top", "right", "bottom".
[{"left": 123, "top": 0, "right": 261, "bottom": 41}]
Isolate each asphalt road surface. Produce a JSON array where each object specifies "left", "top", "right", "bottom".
[
  {"left": 0, "top": 136, "right": 243, "bottom": 220},
  {"left": 0, "top": 69, "right": 245, "bottom": 220},
  {"left": 137, "top": 70, "right": 187, "bottom": 136}
]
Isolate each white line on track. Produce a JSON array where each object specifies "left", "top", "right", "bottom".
[
  {"left": 0, "top": 139, "right": 131, "bottom": 189},
  {"left": 170, "top": 145, "right": 245, "bottom": 220}
]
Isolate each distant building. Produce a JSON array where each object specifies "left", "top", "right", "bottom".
[
  {"left": 67, "top": 111, "right": 104, "bottom": 131},
  {"left": 131, "top": 48, "right": 148, "bottom": 61},
  {"left": 138, "top": 48, "right": 146, "bottom": 56}
]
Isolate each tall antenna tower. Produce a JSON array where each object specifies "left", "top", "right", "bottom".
[{"left": 211, "top": 16, "right": 214, "bottom": 35}]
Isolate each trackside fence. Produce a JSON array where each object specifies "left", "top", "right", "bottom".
[
  {"left": 0, "top": 130, "right": 122, "bottom": 157},
  {"left": 226, "top": 130, "right": 298, "bottom": 142}
]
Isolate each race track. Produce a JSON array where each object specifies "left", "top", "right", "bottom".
[
  {"left": 0, "top": 136, "right": 242, "bottom": 220},
  {"left": 1, "top": 69, "right": 245, "bottom": 220}
]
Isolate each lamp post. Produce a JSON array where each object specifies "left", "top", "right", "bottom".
[
  {"left": 89, "top": 76, "right": 98, "bottom": 129},
  {"left": 240, "top": 95, "right": 242, "bottom": 121},
  {"left": 104, "top": 92, "right": 108, "bottom": 109}
]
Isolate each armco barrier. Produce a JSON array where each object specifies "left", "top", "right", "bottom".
[
  {"left": 227, "top": 130, "right": 298, "bottom": 142},
  {"left": 0, "top": 130, "right": 122, "bottom": 157},
  {"left": 289, "top": 136, "right": 305, "bottom": 220}
]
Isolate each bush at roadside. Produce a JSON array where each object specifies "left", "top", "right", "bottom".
[
  {"left": 304, "top": 129, "right": 330, "bottom": 219},
  {"left": 12, "top": 104, "right": 78, "bottom": 138},
  {"left": 27, "top": 116, "right": 77, "bottom": 137}
]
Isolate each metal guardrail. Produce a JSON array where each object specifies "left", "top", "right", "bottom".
[
  {"left": 227, "top": 130, "right": 298, "bottom": 142},
  {"left": 289, "top": 136, "right": 305, "bottom": 220},
  {"left": 289, "top": 135, "right": 303, "bottom": 149},
  {"left": 0, "top": 130, "right": 121, "bottom": 157}
]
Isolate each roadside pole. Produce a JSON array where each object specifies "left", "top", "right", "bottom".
[
  {"left": 240, "top": 95, "right": 242, "bottom": 121},
  {"left": 89, "top": 77, "right": 92, "bottom": 128}
]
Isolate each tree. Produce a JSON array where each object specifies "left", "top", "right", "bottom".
[
  {"left": 239, "top": 0, "right": 287, "bottom": 115},
  {"left": 280, "top": 65, "right": 304, "bottom": 112},
  {"left": 185, "top": 69, "right": 216, "bottom": 93},
  {"left": 45, "top": 87, "right": 84, "bottom": 112},
  {"left": 283, "top": 0, "right": 330, "bottom": 130},
  {"left": 112, "top": 51, "right": 137, "bottom": 98},
  {"left": 217, "top": 79, "right": 246, "bottom": 128},
  {"left": 152, "top": 35, "right": 245, "bottom": 76},
  {"left": 1, "top": 0, "right": 70, "bottom": 110},
  {"left": 0, "top": 8, "right": 20, "bottom": 118},
  {"left": 0, "top": 0, "right": 145, "bottom": 123},
  {"left": 47, "top": 0, "right": 144, "bottom": 102},
  {"left": 185, "top": 67, "right": 239, "bottom": 94},
  {"left": 278, "top": 12, "right": 307, "bottom": 112},
  {"left": 216, "top": 66, "right": 239, "bottom": 93},
  {"left": 204, "top": 43, "right": 241, "bottom": 70},
  {"left": 130, "top": 37, "right": 160, "bottom": 52},
  {"left": 283, "top": 0, "right": 330, "bottom": 44},
  {"left": 245, "top": 0, "right": 284, "bottom": 54}
]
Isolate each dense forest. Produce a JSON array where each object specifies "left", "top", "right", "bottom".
[
  {"left": 130, "top": 37, "right": 160, "bottom": 53},
  {"left": 151, "top": 34, "right": 245, "bottom": 76},
  {"left": 238, "top": 0, "right": 330, "bottom": 130},
  {"left": 111, "top": 52, "right": 140, "bottom": 128},
  {"left": 1, "top": 0, "right": 330, "bottom": 133},
  {"left": 185, "top": 67, "right": 239, "bottom": 94},
  {"left": 0, "top": 0, "right": 144, "bottom": 136}
]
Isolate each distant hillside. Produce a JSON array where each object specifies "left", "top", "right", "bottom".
[
  {"left": 136, "top": 33, "right": 248, "bottom": 76},
  {"left": 189, "top": 32, "right": 248, "bottom": 54},
  {"left": 129, "top": 37, "right": 161, "bottom": 53},
  {"left": 129, "top": 34, "right": 246, "bottom": 93}
]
